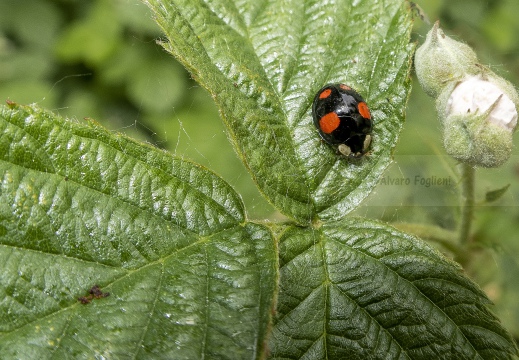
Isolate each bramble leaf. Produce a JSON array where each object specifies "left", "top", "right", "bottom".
[
  {"left": 269, "top": 218, "right": 518, "bottom": 359},
  {"left": 145, "top": 0, "right": 414, "bottom": 223},
  {"left": 0, "top": 103, "right": 277, "bottom": 359}
]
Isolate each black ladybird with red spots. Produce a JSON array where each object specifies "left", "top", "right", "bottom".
[{"left": 312, "top": 83, "right": 372, "bottom": 157}]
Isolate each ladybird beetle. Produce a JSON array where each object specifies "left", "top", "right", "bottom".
[{"left": 312, "top": 83, "right": 372, "bottom": 157}]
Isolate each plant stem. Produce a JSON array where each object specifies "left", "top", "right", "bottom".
[{"left": 458, "top": 163, "right": 475, "bottom": 246}]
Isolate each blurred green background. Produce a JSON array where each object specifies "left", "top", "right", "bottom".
[{"left": 2, "top": 0, "right": 518, "bottom": 340}]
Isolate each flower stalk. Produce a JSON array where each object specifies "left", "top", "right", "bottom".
[
  {"left": 458, "top": 163, "right": 475, "bottom": 245},
  {"left": 413, "top": 22, "right": 519, "bottom": 264}
]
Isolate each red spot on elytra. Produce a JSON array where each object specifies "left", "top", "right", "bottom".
[
  {"left": 319, "top": 112, "right": 340, "bottom": 134},
  {"left": 319, "top": 88, "right": 332, "bottom": 99},
  {"left": 358, "top": 102, "right": 371, "bottom": 119}
]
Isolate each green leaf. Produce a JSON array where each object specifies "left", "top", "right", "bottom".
[
  {"left": 484, "top": 184, "right": 510, "bottom": 203},
  {"left": 269, "top": 218, "right": 518, "bottom": 359},
  {"left": 0, "top": 103, "right": 277, "bottom": 359},
  {"left": 145, "top": 0, "right": 414, "bottom": 224}
]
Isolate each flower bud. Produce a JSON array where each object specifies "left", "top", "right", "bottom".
[
  {"left": 415, "top": 21, "right": 478, "bottom": 98},
  {"left": 437, "top": 76, "right": 518, "bottom": 167},
  {"left": 415, "top": 22, "right": 519, "bottom": 167}
]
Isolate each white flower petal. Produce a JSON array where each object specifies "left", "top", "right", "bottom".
[{"left": 447, "top": 76, "right": 517, "bottom": 130}]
